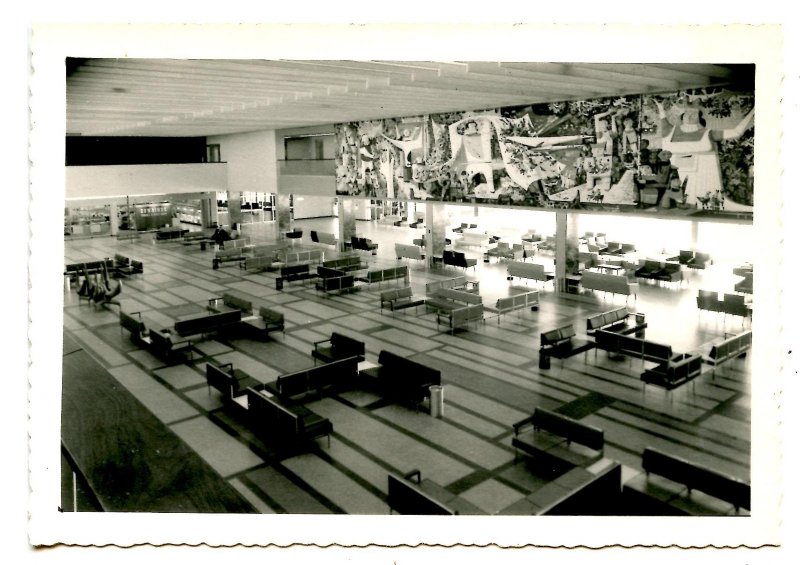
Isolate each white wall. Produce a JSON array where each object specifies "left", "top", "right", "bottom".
[
  {"left": 293, "top": 196, "right": 335, "bottom": 219},
  {"left": 65, "top": 163, "right": 227, "bottom": 199},
  {"left": 207, "top": 130, "right": 278, "bottom": 194}
]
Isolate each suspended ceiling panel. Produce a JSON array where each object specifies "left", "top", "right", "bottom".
[{"left": 66, "top": 59, "right": 750, "bottom": 137}]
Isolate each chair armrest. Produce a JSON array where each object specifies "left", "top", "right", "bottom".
[
  {"left": 313, "top": 338, "right": 332, "bottom": 350},
  {"left": 512, "top": 415, "right": 535, "bottom": 435},
  {"left": 403, "top": 469, "right": 422, "bottom": 484}
]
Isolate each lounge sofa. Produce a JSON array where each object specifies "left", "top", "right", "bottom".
[
  {"left": 351, "top": 236, "right": 379, "bottom": 253},
  {"left": 425, "top": 287, "right": 482, "bottom": 314},
  {"left": 212, "top": 248, "right": 245, "bottom": 269},
  {"left": 149, "top": 329, "right": 194, "bottom": 364},
  {"left": 315, "top": 273, "right": 357, "bottom": 294},
  {"left": 539, "top": 324, "right": 595, "bottom": 366},
  {"left": 395, "top": 242, "right": 425, "bottom": 261},
  {"left": 355, "top": 266, "right": 409, "bottom": 286},
  {"left": 283, "top": 249, "right": 324, "bottom": 265},
  {"left": 703, "top": 330, "right": 752, "bottom": 373},
  {"left": 173, "top": 309, "right": 243, "bottom": 338},
  {"left": 361, "top": 350, "right": 441, "bottom": 409},
  {"left": 280, "top": 263, "right": 318, "bottom": 284},
  {"left": 425, "top": 276, "right": 479, "bottom": 294},
  {"left": 579, "top": 271, "right": 639, "bottom": 301},
  {"left": 634, "top": 260, "right": 683, "bottom": 285},
  {"left": 312, "top": 332, "right": 366, "bottom": 364},
  {"left": 436, "top": 303, "right": 484, "bottom": 334},
  {"left": 380, "top": 287, "right": 425, "bottom": 314},
  {"left": 208, "top": 293, "right": 253, "bottom": 316},
  {"left": 243, "top": 255, "right": 276, "bottom": 272},
  {"left": 641, "top": 353, "right": 704, "bottom": 390},
  {"left": 484, "top": 290, "right": 539, "bottom": 323},
  {"left": 454, "top": 230, "right": 490, "bottom": 248},
  {"left": 242, "top": 306, "right": 285, "bottom": 339},
  {"left": 442, "top": 250, "right": 477, "bottom": 271},
  {"left": 486, "top": 242, "right": 524, "bottom": 261},
  {"left": 119, "top": 310, "right": 150, "bottom": 346},
  {"left": 512, "top": 407, "right": 605, "bottom": 470},
  {"left": 264, "top": 356, "right": 360, "bottom": 403},
  {"left": 206, "top": 360, "right": 261, "bottom": 406},
  {"left": 593, "top": 329, "right": 672, "bottom": 364},
  {"left": 245, "top": 386, "right": 333, "bottom": 449},
  {"left": 696, "top": 291, "right": 750, "bottom": 319},
  {"left": 622, "top": 447, "right": 749, "bottom": 515},
  {"left": 310, "top": 230, "right": 338, "bottom": 246},
  {"left": 586, "top": 307, "right": 644, "bottom": 335},
  {"left": 507, "top": 261, "right": 555, "bottom": 285},
  {"left": 322, "top": 256, "right": 367, "bottom": 272}
]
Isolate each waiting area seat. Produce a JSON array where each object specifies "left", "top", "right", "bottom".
[
  {"left": 512, "top": 407, "right": 605, "bottom": 470},
  {"left": 380, "top": 287, "right": 425, "bottom": 314},
  {"left": 539, "top": 324, "right": 595, "bottom": 368},
  {"left": 623, "top": 447, "right": 750, "bottom": 515},
  {"left": 442, "top": 250, "right": 477, "bottom": 271},
  {"left": 312, "top": 332, "right": 366, "bottom": 365},
  {"left": 360, "top": 350, "right": 441, "bottom": 410}
]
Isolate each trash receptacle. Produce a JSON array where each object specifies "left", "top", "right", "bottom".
[
  {"left": 430, "top": 385, "right": 444, "bottom": 418},
  {"left": 539, "top": 353, "right": 551, "bottom": 370},
  {"left": 635, "top": 313, "right": 646, "bottom": 337},
  {"left": 276, "top": 277, "right": 284, "bottom": 291}
]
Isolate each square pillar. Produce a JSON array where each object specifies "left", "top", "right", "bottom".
[
  {"left": 227, "top": 191, "right": 243, "bottom": 229},
  {"left": 338, "top": 199, "right": 356, "bottom": 252},
  {"left": 426, "top": 201, "right": 447, "bottom": 266},
  {"left": 109, "top": 203, "right": 118, "bottom": 236},
  {"left": 555, "top": 211, "right": 579, "bottom": 293}
]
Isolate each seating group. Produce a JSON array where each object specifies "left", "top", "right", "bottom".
[
  {"left": 512, "top": 407, "right": 605, "bottom": 470},
  {"left": 579, "top": 271, "right": 639, "bottom": 301},
  {"left": 242, "top": 306, "right": 285, "bottom": 339},
  {"left": 486, "top": 242, "right": 524, "bottom": 262},
  {"left": 355, "top": 265, "right": 409, "bottom": 286},
  {"left": 380, "top": 287, "right": 426, "bottom": 314},
  {"left": 425, "top": 276, "right": 479, "bottom": 295},
  {"left": 634, "top": 260, "right": 683, "bottom": 285},
  {"left": 623, "top": 447, "right": 749, "bottom": 515},
  {"left": 641, "top": 353, "right": 704, "bottom": 390},
  {"left": 703, "top": 330, "right": 752, "bottom": 373},
  {"left": 312, "top": 332, "right": 365, "bottom": 364},
  {"left": 484, "top": 290, "right": 539, "bottom": 322},
  {"left": 668, "top": 250, "right": 711, "bottom": 270},
  {"left": 310, "top": 230, "right": 337, "bottom": 246},
  {"left": 280, "top": 263, "right": 318, "bottom": 285},
  {"left": 586, "top": 307, "right": 644, "bottom": 336},
  {"left": 697, "top": 290, "right": 750, "bottom": 320},
  {"left": 507, "top": 261, "right": 554, "bottom": 285},
  {"left": 442, "top": 250, "right": 477, "bottom": 270},
  {"left": 539, "top": 324, "right": 595, "bottom": 367},
  {"left": 351, "top": 236, "right": 378, "bottom": 253},
  {"left": 425, "top": 288, "right": 483, "bottom": 325},
  {"left": 322, "top": 255, "right": 367, "bottom": 272},
  {"left": 594, "top": 329, "right": 673, "bottom": 364},
  {"left": 395, "top": 242, "right": 425, "bottom": 261},
  {"left": 360, "top": 350, "right": 441, "bottom": 409},
  {"left": 212, "top": 248, "right": 245, "bottom": 269},
  {"left": 263, "top": 356, "right": 360, "bottom": 403}
]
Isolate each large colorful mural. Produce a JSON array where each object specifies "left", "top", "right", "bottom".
[{"left": 334, "top": 88, "right": 755, "bottom": 217}]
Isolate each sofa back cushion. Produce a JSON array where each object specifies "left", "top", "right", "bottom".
[
  {"left": 532, "top": 408, "right": 604, "bottom": 451},
  {"left": 223, "top": 293, "right": 252, "bottom": 314},
  {"left": 330, "top": 333, "right": 365, "bottom": 356},
  {"left": 259, "top": 306, "right": 283, "bottom": 325}
]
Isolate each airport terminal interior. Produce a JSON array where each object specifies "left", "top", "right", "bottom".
[{"left": 61, "top": 60, "right": 756, "bottom": 516}]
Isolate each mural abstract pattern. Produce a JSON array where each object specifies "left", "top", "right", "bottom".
[{"left": 334, "top": 88, "right": 754, "bottom": 218}]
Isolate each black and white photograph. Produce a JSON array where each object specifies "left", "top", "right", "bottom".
[{"left": 20, "top": 15, "right": 798, "bottom": 561}]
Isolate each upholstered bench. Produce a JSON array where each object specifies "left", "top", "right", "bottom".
[
  {"left": 622, "top": 447, "right": 750, "bottom": 515},
  {"left": 380, "top": 287, "right": 425, "bottom": 313},
  {"left": 312, "top": 332, "right": 365, "bottom": 364},
  {"left": 242, "top": 306, "right": 285, "bottom": 339},
  {"left": 512, "top": 407, "right": 605, "bottom": 471}
]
